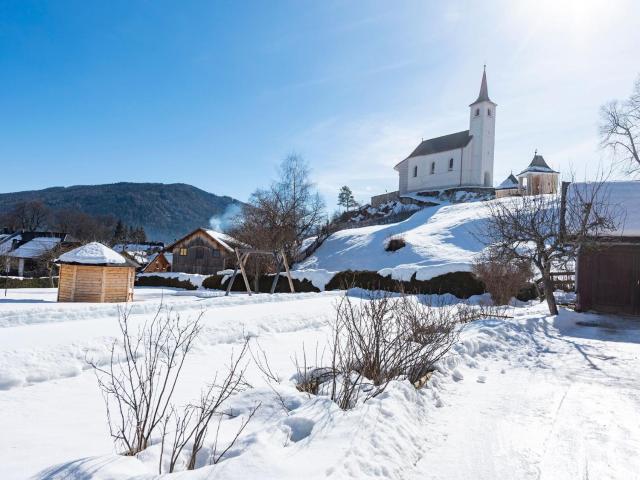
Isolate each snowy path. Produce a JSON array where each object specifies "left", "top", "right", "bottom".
[
  {"left": 411, "top": 306, "right": 640, "bottom": 480},
  {"left": 1, "top": 288, "right": 639, "bottom": 479}
]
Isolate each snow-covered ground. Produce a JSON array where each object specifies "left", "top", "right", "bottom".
[
  {"left": 295, "top": 201, "right": 494, "bottom": 287},
  {"left": 1, "top": 287, "right": 639, "bottom": 479}
]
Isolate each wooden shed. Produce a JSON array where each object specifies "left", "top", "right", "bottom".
[
  {"left": 567, "top": 181, "right": 640, "bottom": 316},
  {"left": 166, "top": 228, "right": 246, "bottom": 275},
  {"left": 56, "top": 242, "right": 138, "bottom": 303}
]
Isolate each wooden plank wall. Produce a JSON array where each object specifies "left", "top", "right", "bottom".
[{"left": 57, "top": 264, "right": 135, "bottom": 303}]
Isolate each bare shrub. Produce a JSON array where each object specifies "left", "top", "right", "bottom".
[
  {"left": 385, "top": 234, "right": 406, "bottom": 252},
  {"left": 162, "top": 339, "right": 254, "bottom": 472},
  {"left": 295, "top": 292, "right": 463, "bottom": 410},
  {"left": 88, "top": 306, "right": 202, "bottom": 456},
  {"left": 472, "top": 249, "right": 533, "bottom": 305}
]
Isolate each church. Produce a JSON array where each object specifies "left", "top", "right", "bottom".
[{"left": 394, "top": 67, "right": 496, "bottom": 195}]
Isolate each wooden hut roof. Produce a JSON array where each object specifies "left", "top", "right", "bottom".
[{"left": 56, "top": 242, "right": 138, "bottom": 267}]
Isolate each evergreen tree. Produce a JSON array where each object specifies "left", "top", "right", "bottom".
[
  {"left": 113, "top": 220, "right": 126, "bottom": 244},
  {"left": 337, "top": 186, "right": 357, "bottom": 211}
]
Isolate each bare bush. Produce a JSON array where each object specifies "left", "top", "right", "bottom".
[
  {"left": 385, "top": 234, "right": 406, "bottom": 252},
  {"left": 472, "top": 249, "right": 533, "bottom": 305},
  {"left": 88, "top": 306, "right": 202, "bottom": 456},
  {"left": 295, "top": 292, "right": 463, "bottom": 410},
  {"left": 162, "top": 339, "right": 253, "bottom": 472}
]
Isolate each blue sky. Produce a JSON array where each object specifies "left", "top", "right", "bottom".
[{"left": 1, "top": 0, "right": 639, "bottom": 206}]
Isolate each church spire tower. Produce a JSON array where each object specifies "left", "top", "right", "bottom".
[
  {"left": 468, "top": 66, "right": 497, "bottom": 187},
  {"left": 472, "top": 65, "right": 491, "bottom": 104}
]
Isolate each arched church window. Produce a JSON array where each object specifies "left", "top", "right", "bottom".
[
  {"left": 430, "top": 162, "right": 435, "bottom": 174},
  {"left": 448, "top": 158, "right": 454, "bottom": 171},
  {"left": 475, "top": 108, "right": 480, "bottom": 116},
  {"left": 413, "top": 165, "right": 418, "bottom": 177},
  {"left": 488, "top": 108, "right": 492, "bottom": 116}
]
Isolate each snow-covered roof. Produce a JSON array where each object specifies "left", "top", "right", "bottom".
[
  {"left": 496, "top": 174, "right": 519, "bottom": 190},
  {"left": 56, "top": 242, "right": 130, "bottom": 265},
  {"left": 203, "top": 229, "right": 247, "bottom": 251},
  {"left": 112, "top": 243, "right": 163, "bottom": 253},
  {"left": 7, "top": 237, "right": 61, "bottom": 259},
  {"left": 567, "top": 181, "right": 640, "bottom": 237},
  {"left": 0, "top": 234, "right": 20, "bottom": 255},
  {"left": 517, "top": 154, "right": 559, "bottom": 176}
]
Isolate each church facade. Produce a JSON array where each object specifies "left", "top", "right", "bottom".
[{"left": 394, "top": 68, "right": 496, "bottom": 195}]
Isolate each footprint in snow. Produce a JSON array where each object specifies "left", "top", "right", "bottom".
[
  {"left": 451, "top": 369, "right": 464, "bottom": 381},
  {"left": 476, "top": 375, "right": 486, "bottom": 383}
]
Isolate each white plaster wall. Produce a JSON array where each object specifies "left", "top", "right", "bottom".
[
  {"left": 469, "top": 102, "right": 496, "bottom": 187},
  {"left": 406, "top": 147, "right": 469, "bottom": 192}
]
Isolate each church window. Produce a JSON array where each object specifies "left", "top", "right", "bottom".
[
  {"left": 413, "top": 165, "right": 418, "bottom": 177},
  {"left": 179, "top": 248, "right": 188, "bottom": 256},
  {"left": 488, "top": 108, "right": 492, "bottom": 117},
  {"left": 475, "top": 108, "right": 480, "bottom": 116},
  {"left": 430, "top": 162, "right": 435, "bottom": 174},
  {"left": 448, "top": 158, "right": 454, "bottom": 171}
]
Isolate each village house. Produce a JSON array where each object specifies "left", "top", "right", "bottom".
[
  {"left": 166, "top": 228, "right": 245, "bottom": 275},
  {"left": 143, "top": 251, "right": 173, "bottom": 273},
  {"left": 1, "top": 231, "right": 79, "bottom": 277}
]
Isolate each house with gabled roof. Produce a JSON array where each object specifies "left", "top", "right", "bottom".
[{"left": 166, "top": 228, "right": 247, "bottom": 275}]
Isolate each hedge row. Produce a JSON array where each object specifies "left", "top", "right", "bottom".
[
  {"left": 324, "top": 270, "right": 485, "bottom": 298},
  {"left": 135, "top": 275, "right": 197, "bottom": 290},
  {"left": 0, "top": 277, "right": 58, "bottom": 289},
  {"left": 203, "top": 274, "right": 319, "bottom": 293},
  {"left": 135, "top": 270, "right": 538, "bottom": 302}
]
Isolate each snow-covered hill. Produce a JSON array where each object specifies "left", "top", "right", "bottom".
[{"left": 296, "top": 200, "right": 494, "bottom": 287}]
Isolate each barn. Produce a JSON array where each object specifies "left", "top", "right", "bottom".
[
  {"left": 56, "top": 242, "right": 138, "bottom": 303},
  {"left": 571, "top": 181, "right": 640, "bottom": 315},
  {"left": 166, "top": 228, "right": 246, "bottom": 275}
]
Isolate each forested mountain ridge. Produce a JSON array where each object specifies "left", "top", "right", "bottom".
[{"left": 0, "top": 182, "right": 243, "bottom": 242}]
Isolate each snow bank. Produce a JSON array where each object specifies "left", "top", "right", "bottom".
[
  {"left": 286, "top": 269, "right": 337, "bottom": 290},
  {"left": 137, "top": 271, "right": 210, "bottom": 288}
]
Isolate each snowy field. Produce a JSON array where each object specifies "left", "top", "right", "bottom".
[{"left": 1, "top": 287, "right": 639, "bottom": 479}]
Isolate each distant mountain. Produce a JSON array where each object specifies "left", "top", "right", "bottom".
[{"left": 0, "top": 183, "right": 243, "bottom": 242}]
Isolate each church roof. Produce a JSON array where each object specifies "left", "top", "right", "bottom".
[
  {"left": 400, "top": 130, "right": 472, "bottom": 164},
  {"left": 517, "top": 153, "right": 559, "bottom": 176},
  {"left": 496, "top": 173, "right": 519, "bottom": 190},
  {"left": 470, "top": 67, "right": 495, "bottom": 106}
]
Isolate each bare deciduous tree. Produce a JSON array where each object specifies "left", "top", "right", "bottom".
[
  {"left": 479, "top": 180, "right": 621, "bottom": 315},
  {"left": 3, "top": 201, "right": 51, "bottom": 231},
  {"left": 600, "top": 75, "right": 640, "bottom": 175},
  {"left": 231, "top": 154, "right": 325, "bottom": 267}
]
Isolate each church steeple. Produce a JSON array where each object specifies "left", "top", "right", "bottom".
[{"left": 470, "top": 65, "right": 493, "bottom": 105}]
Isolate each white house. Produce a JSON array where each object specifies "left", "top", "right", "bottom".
[{"left": 394, "top": 68, "right": 496, "bottom": 195}]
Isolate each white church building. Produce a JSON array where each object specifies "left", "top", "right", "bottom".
[{"left": 393, "top": 68, "right": 496, "bottom": 196}]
